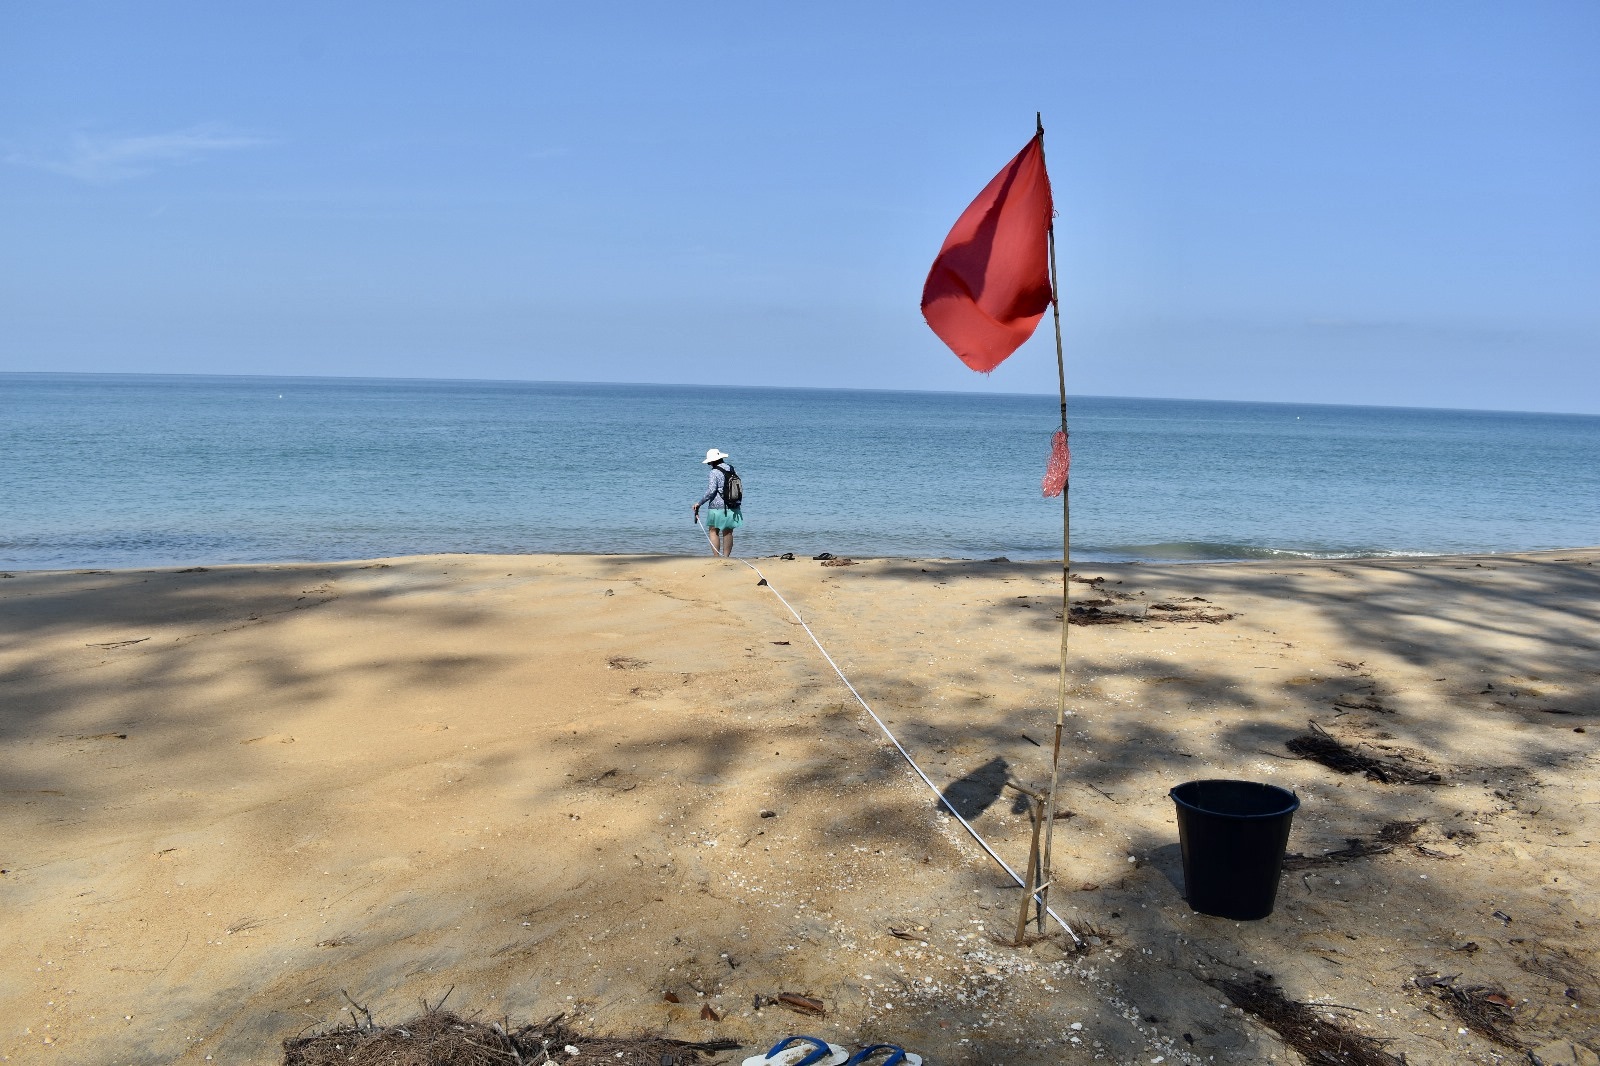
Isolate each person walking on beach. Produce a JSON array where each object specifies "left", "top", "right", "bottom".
[{"left": 692, "top": 448, "right": 743, "bottom": 557}]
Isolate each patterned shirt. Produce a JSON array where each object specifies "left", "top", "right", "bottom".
[{"left": 697, "top": 465, "right": 734, "bottom": 510}]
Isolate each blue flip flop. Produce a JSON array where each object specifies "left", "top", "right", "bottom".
[
  {"left": 842, "top": 1045, "right": 923, "bottom": 1066},
  {"left": 742, "top": 1035, "right": 849, "bottom": 1066}
]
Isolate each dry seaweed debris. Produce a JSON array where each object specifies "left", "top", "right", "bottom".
[
  {"left": 1332, "top": 696, "right": 1391, "bottom": 714},
  {"left": 1068, "top": 598, "right": 1232, "bottom": 625},
  {"left": 1516, "top": 946, "right": 1597, "bottom": 1004},
  {"left": 1285, "top": 723, "right": 1441, "bottom": 784},
  {"left": 1148, "top": 601, "right": 1236, "bottom": 623},
  {"left": 1068, "top": 604, "right": 1138, "bottom": 625},
  {"left": 1213, "top": 977, "right": 1402, "bottom": 1066},
  {"left": 1283, "top": 820, "right": 1423, "bottom": 871},
  {"left": 283, "top": 1008, "right": 739, "bottom": 1066},
  {"left": 1414, "top": 974, "right": 1526, "bottom": 1050}
]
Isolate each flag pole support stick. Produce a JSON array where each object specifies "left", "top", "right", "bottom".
[
  {"left": 1013, "top": 793, "right": 1046, "bottom": 946},
  {"left": 1035, "top": 111, "right": 1071, "bottom": 934},
  {"left": 1006, "top": 780, "right": 1050, "bottom": 944}
]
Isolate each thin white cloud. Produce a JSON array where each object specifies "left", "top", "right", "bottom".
[{"left": 9, "top": 123, "right": 270, "bottom": 184}]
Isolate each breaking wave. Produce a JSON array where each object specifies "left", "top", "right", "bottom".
[{"left": 1081, "top": 541, "right": 1423, "bottom": 564}]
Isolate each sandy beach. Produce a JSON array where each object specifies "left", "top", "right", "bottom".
[{"left": 2, "top": 548, "right": 1597, "bottom": 1065}]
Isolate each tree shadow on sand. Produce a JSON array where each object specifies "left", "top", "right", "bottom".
[
  {"left": 5, "top": 551, "right": 1597, "bottom": 1065},
  {"left": 804, "top": 554, "right": 1600, "bottom": 1062}
]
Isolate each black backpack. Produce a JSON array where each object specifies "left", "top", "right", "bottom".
[{"left": 720, "top": 464, "right": 743, "bottom": 510}]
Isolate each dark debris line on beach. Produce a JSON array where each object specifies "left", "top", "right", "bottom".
[
  {"left": 283, "top": 1008, "right": 739, "bottom": 1066},
  {"left": 1414, "top": 974, "right": 1528, "bottom": 1051},
  {"left": 1212, "top": 978, "right": 1403, "bottom": 1066},
  {"left": 1282, "top": 820, "right": 1424, "bottom": 871},
  {"left": 1284, "top": 723, "right": 1442, "bottom": 784}
]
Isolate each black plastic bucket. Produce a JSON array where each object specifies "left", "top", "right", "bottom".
[{"left": 1170, "top": 779, "right": 1300, "bottom": 920}]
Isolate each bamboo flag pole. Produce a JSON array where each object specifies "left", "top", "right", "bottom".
[
  {"left": 922, "top": 117, "right": 1070, "bottom": 935},
  {"left": 1036, "top": 111, "right": 1071, "bottom": 931}
]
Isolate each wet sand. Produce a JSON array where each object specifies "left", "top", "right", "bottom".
[{"left": 2, "top": 549, "right": 1597, "bottom": 1064}]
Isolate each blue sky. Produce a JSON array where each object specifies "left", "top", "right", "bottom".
[{"left": 3, "top": 2, "right": 1597, "bottom": 413}]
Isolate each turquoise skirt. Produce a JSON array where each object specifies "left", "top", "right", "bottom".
[{"left": 704, "top": 508, "right": 744, "bottom": 530}]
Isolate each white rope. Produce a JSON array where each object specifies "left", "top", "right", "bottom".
[{"left": 739, "top": 558, "right": 1080, "bottom": 944}]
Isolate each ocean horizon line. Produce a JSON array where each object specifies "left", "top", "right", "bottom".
[{"left": 5, "top": 369, "right": 1596, "bottom": 421}]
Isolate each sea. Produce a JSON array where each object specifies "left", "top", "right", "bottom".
[{"left": 4, "top": 372, "right": 1599, "bottom": 571}]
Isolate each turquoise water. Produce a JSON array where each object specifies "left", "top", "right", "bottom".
[{"left": 3, "top": 373, "right": 1598, "bottom": 569}]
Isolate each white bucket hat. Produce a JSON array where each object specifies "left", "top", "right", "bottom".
[{"left": 702, "top": 448, "right": 730, "bottom": 464}]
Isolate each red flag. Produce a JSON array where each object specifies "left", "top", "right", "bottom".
[{"left": 921, "top": 136, "right": 1054, "bottom": 373}]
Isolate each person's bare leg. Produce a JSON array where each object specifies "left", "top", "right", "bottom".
[
  {"left": 705, "top": 526, "right": 722, "bottom": 556},
  {"left": 723, "top": 530, "right": 735, "bottom": 557}
]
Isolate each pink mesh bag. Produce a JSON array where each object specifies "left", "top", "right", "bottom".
[{"left": 1042, "top": 429, "right": 1070, "bottom": 497}]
